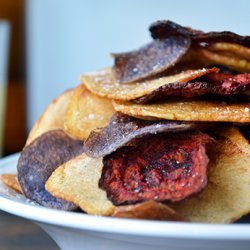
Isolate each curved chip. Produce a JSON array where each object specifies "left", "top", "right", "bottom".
[
  {"left": 64, "top": 84, "right": 115, "bottom": 140},
  {"left": 135, "top": 72, "right": 250, "bottom": 103},
  {"left": 208, "top": 42, "right": 250, "bottom": 60},
  {"left": 17, "top": 129, "right": 84, "bottom": 210},
  {"left": 81, "top": 67, "right": 218, "bottom": 101},
  {"left": 113, "top": 37, "right": 190, "bottom": 83},
  {"left": 1, "top": 174, "right": 22, "bottom": 194},
  {"left": 45, "top": 154, "right": 115, "bottom": 216},
  {"left": 150, "top": 20, "right": 250, "bottom": 47},
  {"left": 113, "top": 200, "right": 189, "bottom": 221},
  {"left": 170, "top": 127, "right": 250, "bottom": 223},
  {"left": 99, "top": 132, "right": 212, "bottom": 205},
  {"left": 26, "top": 89, "right": 73, "bottom": 146},
  {"left": 198, "top": 49, "right": 250, "bottom": 73},
  {"left": 84, "top": 112, "right": 195, "bottom": 158},
  {"left": 113, "top": 99, "right": 250, "bottom": 123}
]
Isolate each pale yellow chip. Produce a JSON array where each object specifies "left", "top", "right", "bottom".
[
  {"left": 26, "top": 89, "right": 73, "bottom": 145},
  {"left": 113, "top": 99, "right": 250, "bottom": 123},
  {"left": 45, "top": 153, "right": 115, "bottom": 216},
  {"left": 170, "top": 127, "right": 250, "bottom": 223},
  {"left": 198, "top": 48, "right": 250, "bottom": 73},
  {"left": 64, "top": 84, "right": 115, "bottom": 140},
  {"left": 1, "top": 174, "right": 22, "bottom": 194},
  {"left": 81, "top": 67, "right": 218, "bottom": 101},
  {"left": 113, "top": 200, "right": 189, "bottom": 221},
  {"left": 208, "top": 42, "right": 250, "bottom": 61}
]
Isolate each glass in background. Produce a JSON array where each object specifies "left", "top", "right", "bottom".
[{"left": 0, "top": 20, "right": 10, "bottom": 157}]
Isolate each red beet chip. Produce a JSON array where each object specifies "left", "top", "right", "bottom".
[{"left": 99, "top": 131, "right": 213, "bottom": 205}]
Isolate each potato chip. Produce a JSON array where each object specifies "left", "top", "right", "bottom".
[
  {"left": 64, "top": 84, "right": 115, "bottom": 140},
  {"left": 1, "top": 174, "right": 22, "bottom": 194},
  {"left": 113, "top": 36, "right": 190, "bottom": 83},
  {"left": 198, "top": 49, "right": 250, "bottom": 73},
  {"left": 84, "top": 112, "right": 195, "bottom": 158},
  {"left": 150, "top": 20, "right": 250, "bottom": 47},
  {"left": 26, "top": 89, "right": 73, "bottom": 145},
  {"left": 113, "top": 200, "right": 189, "bottom": 221},
  {"left": 81, "top": 67, "right": 218, "bottom": 101},
  {"left": 170, "top": 127, "right": 250, "bottom": 223},
  {"left": 113, "top": 99, "right": 250, "bottom": 123},
  {"left": 208, "top": 42, "right": 250, "bottom": 60},
  {"left": 45, "top": 153, "right": 115, "bottom": 216},
  {"left": 18, "top": 130, "right": 83, "bottom": 210}
]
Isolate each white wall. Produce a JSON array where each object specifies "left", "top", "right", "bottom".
[{"left": 26, "top": 0, "right": 250, "bottom": 129}]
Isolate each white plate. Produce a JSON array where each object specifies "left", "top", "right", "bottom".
[{"left": 0, "top": 154, "right": 250, "bottom": 250}]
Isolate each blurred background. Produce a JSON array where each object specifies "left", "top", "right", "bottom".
[{"left": 1, "top": 0, "right": 250, "bottom": 155}]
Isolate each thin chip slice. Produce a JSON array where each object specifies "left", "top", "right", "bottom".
[
  {"left": 113, "top": 36, "right": 190, "bottom": 83},
  {"left": 170, "top": 127, "right": 250, "bottom": 223},
  {"left": 198, "top": 49, "right": 250, "bottom": 73},
  {"left": 64, "top": 84, "right": 115, "bottom": 140},
  {"left": 208, "top": 42, "right": 250, "bottom": 60},
  {"left": 26, "top": 89, "right": 73, "bottom": 146},
  {"left": 113, "top": 100, "right": 250, "bottom": 123},
  {"left": 45, "top": 154, "right": 115, "bottom": 216},
  {"left": 113, "top": 200, "right": 189, "bottom": 221},
  {"left": 135, "top": 72, "right": 250, "bottom": 103},
  {"left": 84, "top": 112, "right": 195, "bottom": 158},
  {"left": 150, "top": 20, "right": 250, "bottom": 47},
  {"left": 100, "top": 132, "right": 212, "bottom": 205},
  {"left": 1, "top": 174, "right": 22, "bottom": 194},
  {"left": 18, "top": 129, "right": 83, "bottom": 210},
  {"left": 82, "top": 67, "right": 218, "bottom": 101}
]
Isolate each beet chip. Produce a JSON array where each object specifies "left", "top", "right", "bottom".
[
  {"left": 99, "top": 132, "right": 213, "bottom": 205},
  {"left": 17, "top": 129, "right": 84, "bottom": 210},
  {"left": 113, "top": 36, "right": 190, "bottom": 83},
  {"left": 150, "top": 20, "right": 250, "bottom": 47},
  {"left": 84, "top": 112, "right": 195, "bottom": 158},
  {"left": 135, "top": 72, "right": 250, "bottom": 103}
]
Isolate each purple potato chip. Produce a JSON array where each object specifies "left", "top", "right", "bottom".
[
  {"left": 112, "top": 36, "right": 190, "bottom": 83},
  {"left": 150, "top": 20, "right": 250, "bottom": 47},
  {"left": 17, "top": 129, "right": 84, "bottom": 210},
  {"left": 84, "top": 112, "right": 195, "bottom": 158}
]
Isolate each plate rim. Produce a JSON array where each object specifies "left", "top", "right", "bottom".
[{"left": 0, "top": 153, "right": 250, "bottom": 240}]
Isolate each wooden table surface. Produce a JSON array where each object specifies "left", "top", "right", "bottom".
[{"left": 0, "top": 211, "right": 59, "bottom": 250}]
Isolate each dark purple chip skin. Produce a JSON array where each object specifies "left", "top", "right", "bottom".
[
  {"left": 17, "top": 129, "right": 84, "bottom": 210},
  {"left": 84, "top": 112, "right": 195, "bottom": 158},
  {"left": 112, "top": 36, "right": 190, "bottom": 83}
]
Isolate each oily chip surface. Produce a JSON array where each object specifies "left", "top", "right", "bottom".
[
  {"left": 81, "top": 67, "right": 218, "bottom": 101},
  {"left": 45, "top": 153, "right": 115, "bottom": 216},
  {"left": 64, "top": 84, "right": 115, "bottom": 140},
  {"left": 113, "top": 99, "right": 250, "bottom": 123},
  {"left": 170, "top": 127, "right": 250, "bottom": 223}
]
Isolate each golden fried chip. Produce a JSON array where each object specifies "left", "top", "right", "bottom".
[
  {"left": 64, "top": 84, "right": 115, "bottom": 140},
  {"left": 1, "top": 174, "right": 22, "bottom": 194},
  {"left": 26, "top": 89, "right": 73, "bottom": 145},
  {"left": 198, "top": 49, "right": 250, "bottom": 73},
  {"left": 81, "top": 67, "right": 218, "bottom": 101},
  {"left": 170, "top": 127, "right": 250, "bottom": 223},
  {"left": 113, "top": 100, "right": 250, "bottom": 123},
  {"left": 45, "top": 154, "right": 115, "bottom": 216},
  {"left": 208, "top": 42, "right": 250, "bottom": 60},
  {"left": 113, "top": 201, "right": 189, "bottom": 221}
]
